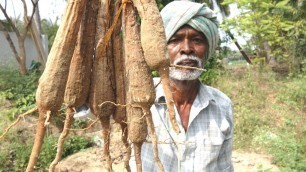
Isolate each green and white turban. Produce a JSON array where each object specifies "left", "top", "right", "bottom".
[{"left": 160, "top": 0, "right": 219, "bottom": 59}]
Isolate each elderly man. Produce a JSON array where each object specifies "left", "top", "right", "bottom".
[{"left": 130, "top": 1, "right": 234, "bottom": 171}]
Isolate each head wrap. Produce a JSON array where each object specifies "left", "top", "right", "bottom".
[{"left": 160, "top": 0, "right": 219, "bottom": 59}]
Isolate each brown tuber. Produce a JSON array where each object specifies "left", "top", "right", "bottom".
[
  {"left": 23, "top": 1, "right": 178, "bottom": 171},
  {"left": 123, "top": 3, "right": 164, "bottom": 172},
  {"left": 89, "top": 0, "right": 115, "bottom": 171},
  {"left": 48, "top": 0, "right": 99, "bottom": 171},
  {"left": 111, "top": 1, "right": 131, "bottom": 171},
  {"left": 132, "top": 0, "right": 180, "bottom": 134},
  {"left": 26, "top": 0, "right": 86, "bottom": 171}
]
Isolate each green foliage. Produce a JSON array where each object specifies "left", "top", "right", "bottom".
[
  {"left": 200, "top": 46, "right": 231, "bottom": 85},
  {"left": 156, "top": 0, "right": 172, "bottom": 10},
  {"left": 62, "top": 136, "right": 94, "bottom": 157},
  {"left": 0, "top": 67, "right": 41, "bottom": 120},
  {"left": 0, "top": 135, "right": 93, "bottom": 171},
  {"left": 151, "top": 70, "right": 159, "bottom": 77},
  {"left": 0, "top": 20, "right": 13, "bottom": 31},
  {"left": 215, "top": 65, "right": 306, "bottom": 171},
  {"left": 222, "top": 0, "right": 306, "bottom": 73},
  {"left": 199, "top": 55, "right": 223, "bottom": 85},
  {"left": 253, "top": 128, "right": 306, "bottom": 171},
  {"left": 277, "top": 78, "right": 306, "bottom": 108}
]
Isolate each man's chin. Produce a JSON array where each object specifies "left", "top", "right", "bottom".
[{"left": 169, "top": 69, "right": 202, "bottom": 81}]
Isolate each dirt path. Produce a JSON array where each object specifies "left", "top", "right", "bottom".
[
  {"left": 55, "top": 148, "right": 280, "bottom": 172},
  {"left": 232, "top": 151, "right": 279, "bottom": 172}
]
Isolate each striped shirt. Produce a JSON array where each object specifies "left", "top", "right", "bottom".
[{"left": 130, "top": 78, "right": 234, "bottom": 172}]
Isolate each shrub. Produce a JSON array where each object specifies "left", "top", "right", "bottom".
[
  {"left": 0, "top": 67, "right": 41, "bottom": 120},
  {"left": 0, "top": 135, "right": 93, "bottom": 171},
  {"left": 199, "top": 55, "right": 223, "bottom": 85}
]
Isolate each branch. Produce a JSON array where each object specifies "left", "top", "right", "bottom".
[
  {"left": 19, "top": 0, "right": 38, "bottom": 41},
  {"left": 0, "top": 107, "right": 38, "bottom": 141},
  {"left": 26, "top": 0, "right": 39, "bottom": 29},
  {"left": 21, "top": 0, "right": 28, "bottom": 40},
  {"left": 226, "top": 31, "right": 253, "bottom": 64},
  {"left": 0, "top": 20, "right": 21, "bottom": 63},
  {"left": 4, "top": 0, "right": 7, "bottom": 10},
  {"left": 0, "top": 3, "right": 20, "bottom": 37}
]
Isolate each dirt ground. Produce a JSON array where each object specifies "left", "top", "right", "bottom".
[
  {"left": 54, "top": 122, "right": 280, "bottom": 172},
  {"left": 0, "top": 103, "right": 279, "bottom": 172}
]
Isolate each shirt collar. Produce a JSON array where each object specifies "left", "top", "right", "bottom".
[
  {"left": 154, "top": 77, "right": 215, "bottom": 106},
  {"left": 198, "top": 81, "right": 215, "bottom": 103}
]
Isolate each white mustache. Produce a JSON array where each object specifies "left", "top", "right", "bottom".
[
  {"left": 172, "top": 55, "right": 202, "bottom": 67},
  {"left": 169, "top": 55, "right": 204, "bottom": 81}
]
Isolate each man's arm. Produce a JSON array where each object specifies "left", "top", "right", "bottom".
[
  {"left": 217, "top": 102, "right": 234, "bottom": 171},
  {"left": 217, "top": 137, "right": 233, "bottom": 171}
]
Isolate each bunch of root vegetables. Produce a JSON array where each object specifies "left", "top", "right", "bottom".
[{"left": 25, "top": 0, "right": 180, "bottom": 172}]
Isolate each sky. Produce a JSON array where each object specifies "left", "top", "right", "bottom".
[
  {"left": 0, "top": 0, "right": 66, "bottom": 22},
  {"left": 0, "top": 0, "right": 246, "bottom": 50}
]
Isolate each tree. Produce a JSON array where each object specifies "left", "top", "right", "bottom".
[
  {"left": 32, "top": 0, "right": 42, "bottom": 34},
  {"left": 41, "top": 18, "right": 59, "bottom": 52},
  {"left": 222, "top": 0, "right": 306, "bottom": 72},
  {"left": 0, "top": 0, "right": 39, "bottom": 75}
]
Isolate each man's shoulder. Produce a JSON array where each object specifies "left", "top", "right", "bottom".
[
  {"left": 200, "top": 84, "right": 233, "bottom": 121},
  {"left": 200, "top": 83, "right": 232, "bottom": 106}
]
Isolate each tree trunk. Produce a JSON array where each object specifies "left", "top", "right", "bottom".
[
  {"left": 19, "top": 60, "right": 27, "bottom": 75},
  {"left": 18, "top": 37, "right": 28, "bottom": 75},
  {"left": 263, "top": 41, "right": 275, "bottom": 65},
  {"left": 33, "top": 0, "right": 42, "bottom": 35}
]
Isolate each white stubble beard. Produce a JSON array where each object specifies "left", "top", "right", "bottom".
[{"left": 169, "top": 55, "right": 204, "bottom": 81}]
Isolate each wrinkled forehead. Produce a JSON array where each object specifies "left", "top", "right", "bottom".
[{"left": 172, "top": 24, "right": 208, "bottom": 40}]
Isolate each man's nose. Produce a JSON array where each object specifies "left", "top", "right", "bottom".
[{"left": 180, "top": 39, "right": 194, "bottom": 55}]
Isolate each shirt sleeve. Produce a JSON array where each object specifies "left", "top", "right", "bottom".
[{"left": 217, "top": 102, "right": 234, "bottom": 171}]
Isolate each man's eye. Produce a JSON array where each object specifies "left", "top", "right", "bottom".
[
  {"left": 168, "top": 38, "right": 179, "bottom": 44},
  {"left": 192, "top": 38, "right": 204, "bottom": 43}
]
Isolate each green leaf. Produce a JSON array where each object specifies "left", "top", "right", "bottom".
[{"left": 275, "top": 0, "right": 290, "bottom": 8}]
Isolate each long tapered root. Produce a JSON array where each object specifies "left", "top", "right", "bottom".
[
  {"left": 119, "top": 123, "right": 131, "bottom": 172},
  {"left": 26, "top": 110, "right": 50, "bottom": 172},
  {"left": 143, "top": 107, "right": 164, "bottom": 172},
  {"left": 125, "top": 143, "right": 132, "bottom": 172},
  {"left": 100, "top": 117, "right": 112, "bottom": 171},
  {"left": 134, "top": 142, "right": 143, "bottom": 172},
  {"left": 49, "top": 107, "right": 75, "bottom": 172},
  {"left": 159, "top": 70, "right": 180, "bottom": 134}
]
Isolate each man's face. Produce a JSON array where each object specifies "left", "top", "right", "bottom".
[{"left": 167, "top": 25, "right": 208, "bottom": 81}]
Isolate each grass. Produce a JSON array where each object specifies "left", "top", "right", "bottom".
[
  {"left": 0, "top": 134, "right": 93, "bottom": 171},
  {"left": 214, "top": 64, "right": 306, "bottom": 171},
  {"left": 0, "top": 67, "right": 40, "bottom": 120}
]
